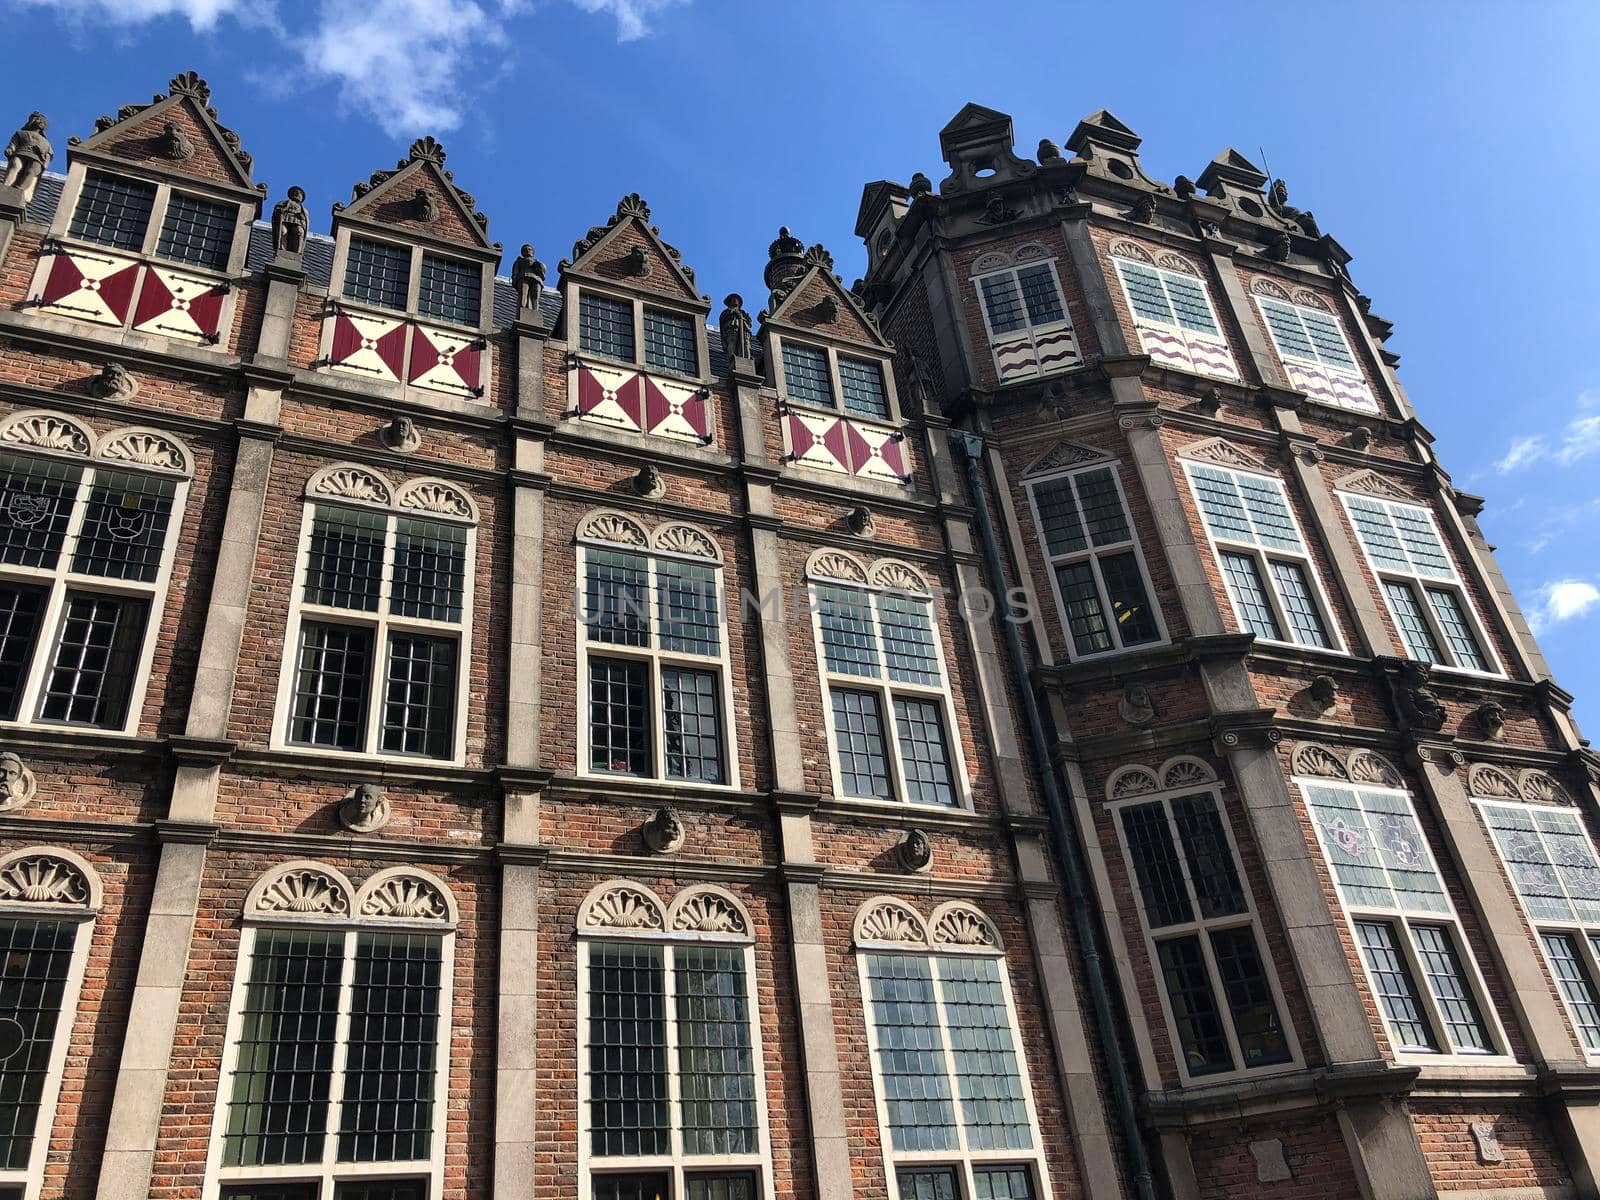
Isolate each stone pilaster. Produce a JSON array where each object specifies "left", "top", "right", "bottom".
[
  {"left": 494, "top": 786, "right": 545, "bottom": 1200},
  {"left": 0, "top": 185, "right": 25, "bottom": 267}
]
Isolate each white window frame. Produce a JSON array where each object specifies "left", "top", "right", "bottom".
[
  {"left": 575, "top": 513, "right": 738, "bottom": 790},
  {"left": 1181, "top": 459, "right": 1346, "bottom": 654},
  {"left": 1475, "top": 795, "right": 1600, "bottom": 1059},
  {"left": 0, "top": 848, "right": 101, "bottom": 1200},
  {"left": 203, "top": 864, "right": 457, "bottom": 1200},
  {"left": 970, "top": 258, "right": 1077, "bottom": 382},
  {"left": 0, "top": 415, "right": 192, "bottom": 737},
  {"left": 1107, "top": 777, "right": 1302, "bottom": 1086},
  {"left": 854, "top": 899, "right": 1052, "bottom": 1200},
  {"left": 1298, "top": 778, "right": 1512, "bottom": 1064},
  {"left": 51, "top": 164, "right": 251, "bottom": 276},
  {"left": 1250, "top": 290, "right": 1378, "bottom": 414},
  {"left": 271, "top": 469, "right": 476, "bottom": 767},
  {"left": 1024, "top": 459, "right": 1168, "bottom": 661},
  {"left": 576, "top": 883, "right": 775, "bottom": 1200},
  {"left": 1337, "top": 490, "right": 1504, "bottom": 679},
  {"left": 1109, "top": 251, "right": 1240, "bottom": 381},
  {"left": 572, "top": 284, "right": 709, "bottom": 383},
  {"left": 333, "top": 230, "right": 490, "bottom": 332},
  {"left": 806, "top": 553, "right": 970, "bottom": 811},
  {"left": 771, "top": 331, "right": 901, "bottom": 424}
]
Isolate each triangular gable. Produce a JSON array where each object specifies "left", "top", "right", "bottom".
[
  {"left": 1333, "top": 469, "right": 1418, "bottom": 502},
  {"left": 560, "top": 194, "right": 702, "bottom": 305},
  {"left": 334, "top": 137, "right": 497, "bottom": 253},
  {"left": 762, "top": 256, "right": 890, "bottom": 351},
  {"left": 1022, "top": 440, "right": 1112, "bottom": 477},
  {"left": 940, "top": 103, "right": 1012, "bottom": 140},
  {"left": 1177, "top": 436, "right": 1269, "bottom": 471},
  {"left": 70, "top": 70, "right": 259, "bottom": 195}
]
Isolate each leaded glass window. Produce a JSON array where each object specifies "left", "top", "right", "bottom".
[
  {"left": 1116, "top": 788, "right": 1292, "bottom": 1080},
  {"left": 580, "top": 537, "right": 730, "bottom": 784},
  {"left": 644, "top": 308, "right": 698, "bottom": 376},
  {"left": 581, "top": 292, "right": 637, "bottom": 362},
  {"left": 343, "top": 238, "right": 410, "bottom": 312},
  {"left": 976, "top": 265, "right": 1064, "bottom": 336},
  {"left": 781, "top": 343, "right": 834, "bottom": 409},
  {"left": 1355, "top": 920, "right": 1437, "bottom": 1052},
  {"left": 0, "top": 448, "right": 185, "bottom": 732},
  {"left": 68, "top": 171, "right": 155, "bottom": 251},
  {"left": 285, "top": 499, "right": 472, "bottom": 761},
  {"left": 417, "top": 254, "right": 481, "bottom": 326},
  {"left": 810, "top": 571, "right": 961, "bottom": 807},
  {"left": 1342, "top": 492, "right": 1495, "bottom": 673},
  {"left": 1028, "top": 463, "right": 1162, "bottom": 658},
  {"left": 1111, "top": 255, "right": 1240, "bottom": 378},
  {"left": 838, "top": 356, "right": 890, "bottom": 420},
  {"left": 0, "top": 919, "right": 78, "bottom": 1175},
  {"left": 157, "top": 191, "right": 236, "bottom": 269},
  {"left": 1188, "top": 463, "right": 1336, "bottom": 650},
  {"left": 1257, "top": 297, "right": 1357, "bottom": 370}
]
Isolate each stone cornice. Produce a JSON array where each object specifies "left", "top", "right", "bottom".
[
  {"left": 0, "top": 310, "right": 242, "bottom": 382},
  {"left": 1142, "top": 1061, "right": 1420, "bottom": 1128}
]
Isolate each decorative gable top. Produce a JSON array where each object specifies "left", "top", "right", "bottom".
[
  {"left": 1334, "top": 469, "right": 1417, "bottom": 502},
  {"left": 1066, "top": 108, "right": 1142, "bottom": 155},
  {"left": 759, "top": 228, "right": 889, "bottom": 349},
  {"left": 333, "top": 136, "right": 499, "bottom": 254},
  {"left": 1196, "top": 148, "right": 1268, "bottom": 195},
  {"left": 937, "top": 102, "right": 1036, "bottom": 194},
  {"left": 1023, "top": 440, "right": 1111, "bottom": 477},
  {"left": 559, "top": 193, "right": 704, "bottom": 306},
  {"left": 69, "top": 70, "right": 263, "bottom": 197},
  {"left": 1178, "top": 436, "right": 1268, "bottom": 470}
]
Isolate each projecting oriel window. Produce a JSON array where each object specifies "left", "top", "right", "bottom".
[
  {"left": 1339, "top": 490, "right": 1498, "bottom": 675},
  {"left": 277, "top": 470, "right": 476, "bottom": 764},
  {"left": 577, "top": 513, "right": 733, "bottom": 787},
  {"left": 209, "top": 865, "right": 454, "bottom": 1200},
  {"left": 1026, "top": 460, "right": 1164, "bottom": 659},
  {"left": 0, "top": 426, "right": 191, "bottom": 735},
  {"left": 1300, "top": 777, "right": 1504, "bottom": 1059},
  {"left": 1185, "top": 459, "right": 1341, "bottom": 652}
]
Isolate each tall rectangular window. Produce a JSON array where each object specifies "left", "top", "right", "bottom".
[
  {"left": 417, "top": 254, "right": 481, "bottom": 326},
  {"left": 1302, "top": 780, "right": 1499, "bottom": 1056},
  {"left": 644, "top": 308, "right": 698, "bottom": 376},
  {"left": 580, "top": 292, "right": 637, "bottom": 362},
  {"left": 284, "top": 500, "right": 472, "bottom": 761},
  {"left": 973, "top": 262, "right": 1079, "bottom": 382},
  {"left": 1027, "top": 463, "right": 1163, "bottom": 658},
  {"left": 0, "top": 916, "right": 83, "bottom": 1195},
  {"left": 1115, "top": 789, "right": 1294, "bottom": 1081},
  {"left": 156, "top": 191, "right": 237, "bottom": 269},
  {"left": 582, "top": 930, "right": 765, "bottom": 1200},
  {"left": 1111, "top": 253, "right": 1239, "bottom": 380},
  {"left": 0, "top": 449, "right": 184, "bottom": 732},
  {"left": 217, "top": 920, "right": 449, "bottom": 1200},
  {"left": 1341, "top": 492, "right": 1495, "bottom": 674},
  {"left": 68, "top": 171, "right": 156, "bottom": 251},
  {"left": 580, "top": 535, "right": 730, "bottom": 785},
  {"left": 342, "top": 238, "right": 411, "bottom": 312},
  {"left": 811, "top": 573, "right": 961, "bottom": 807},
  {"left": 1186, "top": 462, "right": 1338, "bottom": 650},
  {"left": 1253, "top": 292, "right": 1377, "bottom": 413},
  {"left": 860, "top": 948, "right": 1045, "bottom": 1198},
  {"left": 1480, "top": 799, "right": 1600, "bottom": 1056}
]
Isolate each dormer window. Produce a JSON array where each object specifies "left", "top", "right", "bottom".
[
  {"left": 68, "top": 171, "right": 155, "bottom": 251},
  {"left": 642, "top": 308, "right": 696, "bottom": 375},
  {"left": 837, "top": 355, "right": 890, "bottom": 420},
  {"left": 338, "top": 237, "right": 485, "bottom": 330},
  {"left": 779, "top": 341, "right": 892, "bottom": 422},
  {"left": 970, "top": 248, "right": 1082, "bottom": 383},
  {"left": 155, "top": 192, "right": 236, "bottom": 269},
  {"left": 343, "top": 237, "right": 410, "bottom": 311},
  {"left": 65, "top": 169, "right": 239, "bottom": 273},
  {"left": 418, "top": 253, "right": 481, "bottom": 326},
  {"left": 576, "top": 289, "right": 703, "bottom": 379},
  {"left": 780, "top": 342, "right": 834, "bottom": 409},
  {"left": 579, "top": 292, "right": 636, "bottom": 361}
]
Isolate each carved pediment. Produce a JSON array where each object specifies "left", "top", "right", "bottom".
[
  {"left": 247, "top": 863, "right": 353, "bottom": 918},
  {"left": 73, "top": 70, "right": 260, "bottom": 193},
  {"left": 807, "top": 549, "right": 869, "bottom": 584},
  {"left": 334, "top": 138, "right": 497, "bottom": 250},
  {"left": 1178, "top": 437, "right": 1268, "bottom": 470},
  {"left": 652, "top": 522, "right": 720, "bottom": 561},
  {"left": 358, "top": 870, "right": 452, "bottom": 924},
  {"left": 579, "top": 883, "right": 666, "bottom": 932},
  {"left": 930, "top": 902, "right": 1001, "bottom": 950},
  {"left": 1335, "top": 470, "right": 1416, "bottom": 502},
  {"left": 868, "top": 559, "right": 931, "bottom": 595},
  {"left": 0, "top": 850, "right": 97, "bottom": 909},
  {"left": 854, "top": 897, "right": 928, "bottom": 947},
  {"left": 1023, "top": 440, "right": 1111, "bottom": 476},
  {"left": 669, "top": 888, "right": 751, "bottom": 938},
  {"left": 397, "top": 478, "right": 474, "bottom": 520},
  {"left": 577, "top": 509, "right": 650, "bottom": 548},
  {"left": 561, "top": 194, "right": 702, "bottom": 302}
]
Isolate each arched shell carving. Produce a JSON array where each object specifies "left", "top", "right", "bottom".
[
  {"left": 972, "top": 251, "right": 1011, "bottom": 275},
  {"left": 1291, "top": 288, "right": 1331, "bottom": 311},
  {"left": 98, "top": 428, "right": 191, "bottom": 474},
  {"left": 1291, "top": 744, "right": 1349, "bottom": 780},
  {"left": 1348, "top": 750, "right": 1404, "bottom": 790},
  {"left": 246, "top": 862, "right": 354, "bottom": 918},
  {"left": 807, "top": 548, "right": 869, "bottom": 584},
  {"left": 309, "top": 464, "right": 393, "bottom": 506},
  {"left": 1250, "top": 277, "right": 1290, "bottom": 300},
  {"left": 0, "top": 411, "right": 93, "bottom": 456},
  {"left": 853, "top": 897, "right": 928, "bottom": 947},
  {"left": 1154, "top": 251, "right": 1200, "bottom": 276},
  {"left": 0, "top": 848, "right": 99, "bottom": 910},
  {"left": 869, "top": 559, "right": 931, "bottom": 595},
  {"left": 1108, "top": 240, "right": 1155, "bottom": 265},
  {"left": 578, "top": 882, "right": 666, "bottom": 932},
  {"left": 1467, "top": 763, "right": 1520, "bottom": 800},
  {"left": 1520, "top": 770, "right": 1574, "bottom": 807},
  {"left": 577, "top": 509, "right": 649, "bottom": 548},
  {"left": 1160, "top": 756, "right": 1216, "bottom": 791},
  {"left": 930, "top": 902, "right": 1002, "bottom": 950},
  {"left": 1178, "top": 437, "right": 1267, "bottom": 470},
  {"left": 397, "top": 477, "right": 475, "bottom": 521},
  {"left": 357, "top": 868, "right": 455, "bottom": 924},
  {"left": 1107, "top": 766, "right": 1160, "bottom": 800},
  {"left": 653, "top": 523, "right": 721, "bottom": 561},
  {"left": 668, "top": 887, "right": 751, "bottom": 938}
]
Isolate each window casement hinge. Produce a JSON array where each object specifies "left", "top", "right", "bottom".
[
  {"left": 203, "top": 331, "right": 222, "bottom": 345},
  {"left": 39, "top": 236, "right": 64, "bottom": 256},
  {"left": 470, "top": 385, "right": 486, "bottom": 398},
  {"left": 468, "top": 337, "right": 488, "bottom": 352},
  {"left": 889, "top": 430, "right": 907, "bottom": 443},
  {"left": 565, "top": 350, "right": 582, "bottom": 370}
]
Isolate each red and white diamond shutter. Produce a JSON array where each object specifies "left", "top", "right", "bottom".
[
  {"left": 409, "top": 322, "right": 485, "bottom": 399},
  {"left": 785, "top": 412, "right": 911, "bottom": 484},
  {"left": 328, "top": 310, "right": 408, "bottom": 385},
  {"left": 32, "top": 246, "right": 143, "bottom": 328},
  {"left": 131, "top": 264, "right": 229, "bottom": 345},
  {"left": 575, "top": 364, "right": 711, "bottom": 445}
]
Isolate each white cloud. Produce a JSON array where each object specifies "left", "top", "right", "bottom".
[
  {"left": 17, "top": 0, "right": 686, "bottom": 133},
  {"left": 1495, "top": 434, "right": 1545, "bottom": 473},
  {"left": 1557, "top": 410, "right": 1600, "bottom": 466},
  {"left": 1529, "top": 579, "right": 1600, "bottom": 634}
]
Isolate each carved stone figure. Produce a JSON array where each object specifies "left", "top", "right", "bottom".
[
  {"left": 382, "top": 415, "right": 420, "bottom": 453},
  {"left": 1173, "top": 174, "right": 1197, "bottom": 201},
  {"left": 271, "top": 186, "right": 308, "bottom": 258},
  {"left": 1128, "top": 193, "right": 1156, "bottom": 223},
  {"left": 1264, "top": 230, "right": 1292, "bottom": 261},
  {"left": 815, "top": 295, "right": 839, "bottom": 324},
  {"left": 1267, "top": 178, "right": 1321, "bottom": 237},
  {"left": 1394, "top": 661, "right": 1447, "bottom": 732},
  {"left": 642, "top": 806, "right": 685, "bottom": 854},
  {"left": 622, "top": 245, "right": 650, "bottom": 278},
  {"left": 908, "top": 172, "right": 933, "bottom": 198},
  {"left": 718, "top": 294, "right": 753, "bottom": 363},
  {"left": 1475, "top": 700, "right": 1507, "bottom": 741},
  {"left": 1036, "top": 138, "right": 1061, "bottom": 163},
  {"left": 1308, "top": 674, "right": 1339, "bottom": 711},
  {"left": 846, "top": 505, "right": 874, "bottom": 536},
  {"left": 410, "top": 187, "right": 438, "bottom": 223},
  {"left": 0, "top": 752, "right": 37, "bottom": 812},
  {"left": 631, "top": 463, "right": 664, "bottom": 498},
  {"left": 156, "top": 121, "right": 194, "bottom": 162},
  {"left": 895, "top": 828, "right": 933, "bottom": 873},
  {"left": 92, "top": 363, "right": 139, "bottom": 401},
  {"left": 338, "top": 782, "right": 390, "bottom": 832},
  {"left": 512, "top": 244, "right": 546, "bottom": 317},
  {"left": 1348, "top": 425, "right": 1375, "bottom": 450},
  {"left": 1119, "top": 682, "right": 1158, "bottom": 727},
  {"left": 2, "top": 112, "right": 52, "bottom": 204},
  {"left": 1195, "top": 387, "right": 1224, "bottom": 418}
]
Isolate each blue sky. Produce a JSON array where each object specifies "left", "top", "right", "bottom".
[{"left": 4, "top": 0, "right": 1598, "bottom": 734}]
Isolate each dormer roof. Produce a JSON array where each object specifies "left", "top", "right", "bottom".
[
  {"left": 559, "top": 193, "right": 705, "bottom": 308},
  {"left": 333, "top": 136, "right": 499, "bottom": 258}
]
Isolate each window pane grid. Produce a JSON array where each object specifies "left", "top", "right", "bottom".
[
  {"left": 781, "top": 343, "right": 834, "bottom": 408},
  {"left": 343, "top": 238, "right": 410, "bottom": 312},
  {"left": 1259, "top": 299, "right": 1318, "bottom": 362},
  {"left": 893, "top": 697, "right": 956, "bottom": 808},
  {"left": 1117, "top": 261, "right": 1172, "bottom": 325},
  {"left": 156, "top": 191, "right": 235, "bottom": 269},
  {"left": 978, "top": 275, "right": 1026, "bottom": 335},
  {"left": 417, "top": 254, "right": 480, "bottom": 325},
  {"left": 1426, "top": 588, "right": 1487, "bottom": 670},
  {"left": 380, "top": 634, "right": 457, "bottom": 758},
  {"left": 290, "top": 622, "right": 373, "bottom": 750},
  {"left": 1191, "top": 468, "right": 1255, "bottom": 543},
  {"left": 643, "top": 309, "right": 697, "bottom": 375},
  {"left": 935, "top": 955, "right": 1031, "bottom": 1150},
  {"left": 70, "top": 470, "right": 177, "bottom": 583},
  {"left": 1268, "top": 559, "right": 1331, "bottom": 648},
  {"left": 1483, "top": 804, "right": 1600, "bottom": 925},
  {"left": 306, "top": 507, "right": 386, "bottom": 612},
  {"left": 1099, "top": 550, "right": 1160, "bottom": 647},
  {"left": 838, "top": 356, "right": 891, "bottom": 420},
  {"left": 879, "top": 594, "right": 940, "bottom": 686},
  {"left": 586, "top": 549, "right": 650, "bottom": 647},
  {"left": 673, "top": 946, "right": 757, "bottom": 1155},
  {"left": 1163, "top": 272, "right": 1218, "bottom": 334},
  {"left": 36, "top": 592, "right": 147, "bottom": 726},
  {"left": 1074, "top": 469, "right": 1130, "bottom": 546},
  {"left": 1220, "top": 552, "right": 1282, "bottom": 641},
  {"left": 0, "top": 584, "right": 46, "bottom": 720},
  {"left": 1298, "top": 306, "right": 1356, "bottom": 368},
  {"left": 1409, "top": 924, "right": 1490, "bottom": 1051},
  {"left": 817, "top": 585, "right": 879, "bottom": 677},
  {"left": 831, "top": 688, "right": 892, "bottom": 800},
  {"left": 1156, "top": 935, "right": 1232, "bottom": 1076},
  {"left": 1305, "top": 784, "right": 1449, "bottom": 915},
  {"left": 864, "top": 954, "right": 957, "bottom": 1151},
  {"left": 1031, "top": 478, "right": 1086, "bottom": 556},
  {"left": 1015, "top": 265, "right": 1064, "bottom": 325},
  {"left": 589, "top": 658, "right": 650, "bottom": 776},
  {"left": 1208, "top": 927, "right": 1290, "bottom": 1068},
  {"left": 656, "top": 559, "right": 719, "bottom": 656},
  {"left": 68, "top": 171, "right": 154, "bottom": 251},
  {"left": 1384, "top": 580, "right": 1443, "bottom": 662},
  {"left": 1354, "top": 920, "right": 1437, "bottom": 1051},
  {"left": 580, "top": 293, "right": 637, "bottom": 362},
  {"left": 391, "top": 519, "right": 466, "bottom": 623},
  {"left": 0, "top": 453, "right": 81, "bottom": 570},
  {"left": 973, "top": 1167, "right": 1037, "bottom": 1199},
  {"left": 1121, "top": 802, "right": 1194, "bottom": 928},
  {"left": 588, "top": 942, "right": 669, "bottom": 1157},
  {"left": 0, "top": 919, "right": 74, "bottom": 1171},
  {"left": 1541, "top": 933, "right": 1600, "bottom": 1051},
  {"left": 1171, "top": 795, "right": 1246, "bottom": 919},
  {"left": 662, "top": 667, "right": 723, "bottom": 783},
  {"left": 1054, "top": 561, "right": 1111, "bottom": 656}
]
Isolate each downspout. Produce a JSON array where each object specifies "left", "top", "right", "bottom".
[{"left": 954, "top": 428, "right": 1157, "bottom": 1200}]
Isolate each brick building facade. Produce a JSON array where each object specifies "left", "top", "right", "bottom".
[{"left": 0, "top": 73, "right": 1595, "bottom": 1200}]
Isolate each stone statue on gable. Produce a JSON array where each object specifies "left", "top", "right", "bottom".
[{"left": 3, "top": 112, "right": 53, "bottom": 204}]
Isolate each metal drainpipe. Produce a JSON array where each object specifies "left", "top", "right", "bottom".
[{"left": 954, "top": 428, "right": 1157, "bottom": 1200}]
